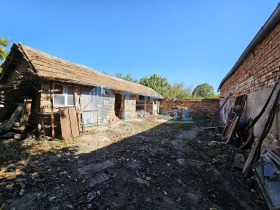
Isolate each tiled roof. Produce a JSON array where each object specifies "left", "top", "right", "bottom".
[{"left": 6, "top": 43, "right": 164, "bottom": 99}]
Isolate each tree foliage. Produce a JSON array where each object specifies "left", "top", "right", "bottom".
[
  {"left": 115, "top": 72, "right": 138, "bottom": 83},
  {"left": 139, "top": 74, "right": 171, "bottom": 97},
  {"left": 192, "top": 83, "right": 216, "bottom": 99},
  {"left": 0, "top": 37, "right": 9, "bottom": 73},
  {"left": 169, "top": 82, "right": 193, "bottom": 99},
  {"left": 0, "top": 38, "right": 9, "bottom": 61}
]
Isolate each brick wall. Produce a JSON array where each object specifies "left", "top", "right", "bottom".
[
  {"left": 159, "top": 98, "right": 220, "bottom": 115},
  {"left": 219, "top": 22, "right": 280, "bottom": 153},
  {"left": 220, "top": 23, "right": 280, "bottom": 98}
]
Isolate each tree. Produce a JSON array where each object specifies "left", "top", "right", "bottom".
[
  {"left": 0, "top": 37, "right": 9, "bottom": 73},
  {"left": 192, "top": 83, "right": 216, "bottom": 99},
  {"left": 139, "top": 74, "right": 171, "bottom": 97},
  {"left": 115, "top": 72, "right": 138, "bottom": 83},
  {"left": 169, "top": 82, "right": 193, "bottom": 99},
  {"left": 0, "top": 38, "right": 9, "bottom": 61}
]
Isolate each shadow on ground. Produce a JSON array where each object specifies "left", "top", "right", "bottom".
[{"left": 0, "top": 115, "right": 267, "bottom": 210}]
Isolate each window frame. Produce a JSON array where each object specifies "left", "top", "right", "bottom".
[{"left": 52, "top": 83, "right": 75, "bottom": 107}]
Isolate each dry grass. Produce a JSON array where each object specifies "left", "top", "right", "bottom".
[{"left": 0, "top": 138, "right": 76, "bottom": 180}]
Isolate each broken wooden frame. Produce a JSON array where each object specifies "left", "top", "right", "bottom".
[{"left": 221, "top": 94, "right": 247, "bottom": 144}]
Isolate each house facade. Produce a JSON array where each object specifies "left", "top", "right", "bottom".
[
  {"left": 0, "top": 43, "right": 163, "bottom": 137},
  {"left": 219, "top": 4, "right": 280, "bottom": 152}
]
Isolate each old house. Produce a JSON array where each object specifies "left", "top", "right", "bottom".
[{"left": 0, "top": 43, "right": 163, "bottom": 138}]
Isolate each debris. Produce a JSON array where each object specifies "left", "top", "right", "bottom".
[
  {"left": 19, "top": 182, "right": 25, "bottom": 189},
  {"left": 48, "top": 196, "right": 56, "bottom": 201},
  {"left": 243, "top": 82, "right": 280, "bottom": 176},
  {"left": 87, "top": 191, "right": 96, "bottom": 202},
  {"left": 0, "top": 120, "right": 266, "bottom": 210},
  {"left": 89, "top": 173, "right": 109, "bottom": 187},
  {"left": 5, "top": 184, "right": 13, "bottom": 190},
  {"left": 208, "top": 141, "right": 224, "bottom": 146},
  {"left": 66, "top": 204, "right": 74, "bottom": 209},
  {"left": 200, "top": 127, "right": 218, "bottom": 130},
  {"left": 135, "top": 178, "right": 148, "bottom": 185},
  {"left": 253, "top": 150, "right": 280, "bottom": 209},
  {"left": 19, "top": 189, "right": 25, "bottom": 196},
  {"left": 6, "top": 163, "right": 16, "bottom": 171},
  {"left": 2, "top": 132, "right": 13, "bottom": 138},
  {"left": 136, "top": 110, "right": 146, "bottom": 118},
  {"left": 78, "top": 159, "right": 114, "bottom": 175},
  {"left": 176, "top": 159, "right": 185, "bottom": 165},
  {"left": 234, "top": 154, "right": 245, "bottom": 169},
  {"left": 221, "top": 94, "right": 247, "bottom": 143}
]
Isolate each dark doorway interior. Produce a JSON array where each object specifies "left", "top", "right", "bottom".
[{"left": 114, "top": 93, "right": 123, "bottom": 119}]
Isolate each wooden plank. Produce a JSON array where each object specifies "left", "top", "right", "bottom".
[
  {"left": 59, "top": 108, "right": 71, "bottom": 139},
  {"left": 226, "top": 116, "right": 239, "bottom": 144},
  {"left": 68, "top": 107, "right": 79, "bottom": 137},
  {"left": 51, "top": 81, "right": 55, "bottom": 138}
]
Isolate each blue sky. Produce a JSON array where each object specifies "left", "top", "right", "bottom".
[{"left": 1, "top": 1, "right": 279, "bottom": 92}]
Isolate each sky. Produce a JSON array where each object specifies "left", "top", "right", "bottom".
[{"left": 1, "top": 0, "right": 279, "bottom": 93}]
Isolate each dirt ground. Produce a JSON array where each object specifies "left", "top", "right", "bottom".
[{"left": 0, "top": 115, "right": 268, "bottom": 210}]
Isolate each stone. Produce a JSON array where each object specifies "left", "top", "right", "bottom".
[
  {"left": 176, "top": 159, "right": 185, "bottom": 165},
  {"left": 234, "top": 153, "right": 245, "bottom": 169},
  {"left": 7, "top": 163, "right": 16, "bottom": 171},
  {"left": 78, "top": 159, "right": 114, "bottom": 175},
  {"left": 19, "top": 189, "right": 25, "bottom": 196},
  {"left": 134, "top": 178, "right": 148, "bottom": 185}
]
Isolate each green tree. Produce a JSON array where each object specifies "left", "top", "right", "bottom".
[
  {"left": 139, "top": 74, "right": 171, "bottom": 97},
  {"left": 169, "top": 82, "right": 193, "bottom": 99},
  {"left": 0, "top": 38, "right": 9, "bottom": 61},
  {"left": 115, "top": 72, "right": 138, "bottom": 83},
  {"left": 192, "top": 83, "right": 216, "bottom": 99},
  {"left": 0, "top": 37, "right": 9, "bottom": 73}
]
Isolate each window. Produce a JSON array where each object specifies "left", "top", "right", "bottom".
[{"left": 53, "top": 83, "right": 75, "bottom": 107}]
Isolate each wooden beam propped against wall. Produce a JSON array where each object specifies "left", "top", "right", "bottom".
[{"left": 243, "top": 81, "right": 280, "bottom": 177}]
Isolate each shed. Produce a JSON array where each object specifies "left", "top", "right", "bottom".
[{"left": 0, "top": 43, "right": 163, "bottom": 138}]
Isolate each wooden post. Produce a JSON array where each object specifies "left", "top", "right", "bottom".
[
  {"left": 50, "top": 81, "right": 55, "bottom": 138},
  {"left": 144, "top": 101, "right": 146, "bottom": 113}
]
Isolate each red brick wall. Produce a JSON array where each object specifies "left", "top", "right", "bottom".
[
  {"left": 160, "top": 99, "right": 220, "bottom": 115},
  {"left": 220, "top": 23, "right": 280, "bottom": 98}
]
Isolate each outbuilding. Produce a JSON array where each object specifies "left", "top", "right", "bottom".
[{"left": 0, "top": 43, "right": 163, "bottom": 138}]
